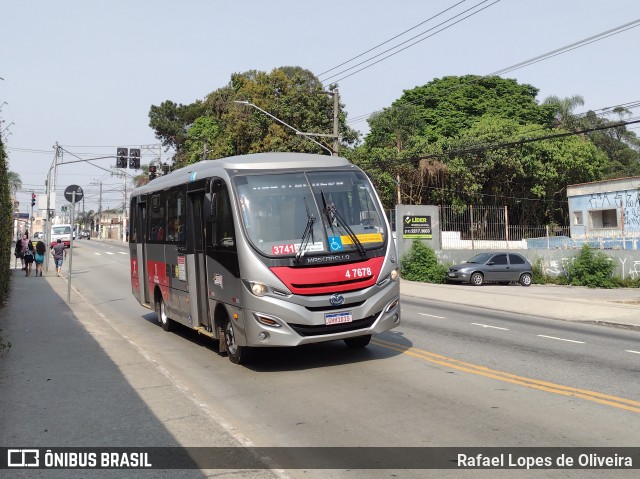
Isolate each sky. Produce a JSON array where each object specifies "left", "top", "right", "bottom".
[{"left": 2, "top": 0, "right": 640, "bottom": 217}]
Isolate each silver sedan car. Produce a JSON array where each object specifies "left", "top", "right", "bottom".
[{"left": 447, "top": 252, "right": 533, "bottom": 286}]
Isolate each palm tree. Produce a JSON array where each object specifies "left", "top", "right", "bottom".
[
  {"left": 542, "top": 95, "right": 585, "bottom": 130},
  {"left": 75, "top": 209, "right": 95, "bottom": 230},
  {"left": 7, "top": 171, "right": 21, "bottom": 195}
]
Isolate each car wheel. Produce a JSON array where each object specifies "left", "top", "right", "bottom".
[
  {"left": 157, "top": 297, "right": 174, "bottom": 332},
  {"left": 519, "top": 273, "right": 532, "bottom": 287},
  {"left": 223, "top": 317, "right": 250, "bottom": 364},
  {"left": 470, "top": 272, "right": 484, "bottom": 286},
  {"left": 344, "top": 334, "right": 372, "bottom": 348}
]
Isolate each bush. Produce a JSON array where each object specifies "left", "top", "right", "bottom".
[
  {"left": 566, "top": 244, "right": 617, "bottom": 288},
  {"left": 400, "top": 240, "right": 448, "bottom": 283}
]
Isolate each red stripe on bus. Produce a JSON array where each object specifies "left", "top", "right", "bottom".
[{"left": 270, "top": 257, "right": 385, "bottom": 295}]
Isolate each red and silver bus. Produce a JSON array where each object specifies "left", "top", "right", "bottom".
[{"left": 129, "top": 153, "right": 400, "bottom": 364}]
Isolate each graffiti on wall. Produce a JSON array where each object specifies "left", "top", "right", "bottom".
[
  {"left": 537, "top": 256, "right": 640, "bottom": 280},
  {"left": 588, "top": 189, "right": 640, "bottom": 227}
]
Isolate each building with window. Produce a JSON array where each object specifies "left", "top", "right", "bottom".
[{"left": 567, "top": 177, "right": 640, "bottom": 249}]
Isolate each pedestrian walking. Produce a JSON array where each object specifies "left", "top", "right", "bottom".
[
  {"left": 34, "top": 240, "right": 46, "bottom": 277},
  {"left": 21, "top": 233, "right": 35, "bottom": 277},
  {"left": 50, "top": 239, "right": 67, "bottom": 277},
  {"left": 14, "top": 239, "right": 24, "bottom": 270}
]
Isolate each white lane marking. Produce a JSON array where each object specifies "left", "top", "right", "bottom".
[
  {"left": 626, "top": 350, "right": 640, "bottom": 355},
  {"left": 471, "top": 323, "right": 510, "bottom": 331},
  {"left": 118, "top": 252, "right": 127, "bottom": 255},
  {"left": 418, "top": 313, "right": 446, "bottom": 319},
  {"left": 537, "top": 335, "right": 585, "bottom": 344},
  {"left": 94, "top": 252, "right": 101, "bottom": 255},
  {"left": 105, "top": 252, "right": 115, "bottom": 255}
]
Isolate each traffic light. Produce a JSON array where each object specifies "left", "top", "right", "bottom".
[
  {"left": 116, "top": 147, "right": 128, "bottom": 168},
  {"left": 31, "top": 193, "right": 36, "bottom": 207},
  {"left": 149, "top": 165, "right": 157, "bottom": 181},
  {"left": 161, "top": 164, "right": 171, "bottom": 175},
  {"left": 129, "top": 148, "right": 140, "bottom": 169}
]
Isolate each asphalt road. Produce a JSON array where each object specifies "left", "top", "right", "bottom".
[{"left": 33, "top": 239, "right": 640, "bottom": 478}]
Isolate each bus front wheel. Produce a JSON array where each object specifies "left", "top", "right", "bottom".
[
  {"left": 223, "top": 318, "right": 250, "bottom": 364},
  {"left": 157, "top": 297, "right": 174, "bottom": 332}
]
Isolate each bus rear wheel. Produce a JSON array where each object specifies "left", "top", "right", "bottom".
[
  {"left": 157, "top": 297, "right": 174, "bottom": 332},
  {"left": 223, "top": 318, "right": 250, "bottom": 364},
  {"left": 344, "top": 334, "right": 372, "bottom": 348}
]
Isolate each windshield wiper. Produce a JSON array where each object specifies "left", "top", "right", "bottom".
[
  {"left": 320, "top": 189, "right": 366, "bottom": 257},
  {"left": 295, "top": 197, "right": 315, "bottom": 262}
]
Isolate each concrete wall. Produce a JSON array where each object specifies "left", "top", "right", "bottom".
[
  {"left": 395, "top": 205, "right": 440, "bottom": 262},
  {"left": 434, "top": 248, "right": 640, "bottom": 280}
]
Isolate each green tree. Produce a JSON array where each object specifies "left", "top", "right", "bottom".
[
  {"left": 75, "top": 210, "right": 95, "bottom": 230},
  {"left": 0, "top": 140, "right": 14, "bottom": 304},
  {"left": 398, "top": 75, "right": 555, "bottom": 139},
  {"left": 7, "top": 170, "right": 21, "bottom": 196},
  {"left": 542, "top": 94, "right": 585, "bottom": 130},
  {"left": 149, "top": 67, "right": 359, "bottom": 168},
  {"left": 582, "top": 109, "right": 640, "bottom": 179}
]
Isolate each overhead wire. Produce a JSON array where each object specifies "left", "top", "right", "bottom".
[
  {"left": 321, "top": 0, "right": 501, "bottom": 84},
  {"left": 345, "top": 18, "right": 640, "bottom": 126},
  {"left": 318, "top": 0, "right": 470, "bottom": 77}
]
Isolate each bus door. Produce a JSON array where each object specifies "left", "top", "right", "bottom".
[
  {"left": 186, "top": 184, "right": 210, "bottom": 329},
  {"left": 136, "top": 199, "right": 150, "bottom": 305}
]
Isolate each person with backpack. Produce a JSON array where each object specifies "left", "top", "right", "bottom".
[
  {"left": 34, "top": 240, "right": 46, "bottom": 277},
  {"left": 14, "top": 238, "right": 25, "bottom": 270}
]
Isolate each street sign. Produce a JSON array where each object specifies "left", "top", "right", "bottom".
[{"left": 64, "top": 185, "right": 84, "bottom": 202}]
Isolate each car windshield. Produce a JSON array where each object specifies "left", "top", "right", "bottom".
[
  {"left": 52, "top": 226, "right": 71, "bottom": 235},
  {"left": 467, "top": 253, "right": 493, "bottom": 264},
  {"left": 233, "top": 170, "right": 386, "bottom": 257}
]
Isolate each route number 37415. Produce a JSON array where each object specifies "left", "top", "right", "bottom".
[{"left": 345, "top": 267, "right": 372, "bottom": 279}]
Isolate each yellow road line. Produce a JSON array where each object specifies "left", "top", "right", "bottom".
[{"left": 372, "top": 338, "right": 640, "bottom": 414}]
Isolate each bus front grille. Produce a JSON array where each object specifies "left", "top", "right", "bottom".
[{"left": 287, "top": 312, "right": 380, "bottom": 337}]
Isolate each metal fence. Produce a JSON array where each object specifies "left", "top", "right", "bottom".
[{"left": 439, "top": 205, "right": 570, "bottom": 250}]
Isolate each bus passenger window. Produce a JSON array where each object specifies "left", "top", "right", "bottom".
[
  {"left": 166, "top": 187, "right": 186, "bottom": 243},
  {"left": 212, "top": 183, "right": 236, "bottom": 250}
]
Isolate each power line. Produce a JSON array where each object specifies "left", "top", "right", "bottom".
[
  {"left": 321, "top": 0, "right": 501, "bottom": 84},
  {"left": 318, "top": 0, "right": 470, "bottom": 77},
  {"left": 346, "top": 18, "right": 640, "bottom": 126},
  {"left": 419, "top": 118, "right": 640, "bottom": 160},
  {"left": 487, "top": 20, "right": 640, "bottom": 78}
]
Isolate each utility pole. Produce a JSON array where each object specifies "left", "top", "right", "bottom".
[
  {"left": 122, "top": 173, "right": 127, "bottom": 243},
  {"left": 98, "top": 182, "right": 102, "bottom": 237},
  {"left": 332, "top": 88, "right": 339, "bottom": 156}
]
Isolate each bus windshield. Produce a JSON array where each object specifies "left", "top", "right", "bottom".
[
  {"left": 233, "top": 170, "right": 386, "bottom": 257},
  {"left": 52, "top": 226, "right": 71, "bottom": 235}
]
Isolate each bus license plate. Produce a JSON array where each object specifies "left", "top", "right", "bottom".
[{"left": 325, "top": 312, "right": 353, "bottom": 325}]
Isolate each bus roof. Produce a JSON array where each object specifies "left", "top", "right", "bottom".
[{"left": 132, "top": 152, "right": 353, "bottom": 196}]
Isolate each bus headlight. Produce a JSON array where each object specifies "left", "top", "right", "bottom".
[
  {"left": 250, "top": 282, "right": 269, "bottom": 297},
  {"left": 390, "top": 269, "right": 399, "bottom": 281}
]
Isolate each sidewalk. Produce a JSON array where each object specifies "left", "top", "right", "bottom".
[
  {"left": 401, "top": 280, "right": 640, "bottom": 329},
  {"left": 0, "top": 267, "right": 280, "bottom": 478}
]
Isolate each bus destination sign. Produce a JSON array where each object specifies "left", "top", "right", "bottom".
[{"left": 402, "top": 215, "right": 432, "bottom": 239}]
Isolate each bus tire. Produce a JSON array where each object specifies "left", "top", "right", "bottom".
[
  {"left": 157, "top": 297, "right": 174, "bottom": 332},
  {"left": 223, "top": 317, "right": 249, "bottom": 364},
  {"left": 344, "top": 334, "right": 372, "bottom": 348}
]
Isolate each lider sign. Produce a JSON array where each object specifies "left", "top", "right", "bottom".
[{"left": 402, "top": 215, "right": 432, "bottom": 239}]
